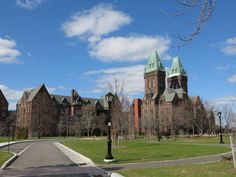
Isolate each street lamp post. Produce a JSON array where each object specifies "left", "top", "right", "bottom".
[
  {"left": 7, "top": 122, "right": 10, "bottom": 154},
  {"left": 38, "top": 111, "right": 41, "bottom": 139},
  {"left": 104, "top": 92, "right": 115, "bottom": 162},
  {"left": 218, "top": 112, "right": 224, "bottom": 144},
  {"left": 157, "top": 120, "right": 161, "bottom": 142},
  {"left": 63, "top": 126, "right": 66, "bottom": 139},
  {"left": 11, "top": 123, "right": 15, "bottom": 141}
]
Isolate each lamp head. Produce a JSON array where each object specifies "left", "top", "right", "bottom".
[
  {"left": 105, "top": 92, "right": 114, "bottom": 104},
  {"left": 218, "top": 111, "right": 222, "bottom": 117}
]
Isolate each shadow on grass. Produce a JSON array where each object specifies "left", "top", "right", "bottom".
[{"left": 100, "top": 166, "right": 124, "bottom": 171}]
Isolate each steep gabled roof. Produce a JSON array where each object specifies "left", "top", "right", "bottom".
[
  {"left": 82, "top": 97, "right": 101, "bottom": 105},
  {"left": 27, "top": 85, "right": 44, "bottom": 101},
  {"left": 190, "top": 96, "right": 204, "bottom": 106},
  {"left": 18, "top": 84, "right": 50, "bottom": 103},
  {"left": 162, "top": 88, "right": 177, "bottom": 102},
  {"left": 175, "top": 88, "right": 187, "bottom": 99},
  {"left": 167, "top": 56, "right": 187, "bottom": 77},
  {"left": 0, "top": 89, "right": 8, "bottom": 105},
  {"left": 145, "top": 50, "right": 165, "bottom": 74},
  {"left": 51, "top": 94, "right": 103, "bottom": 106},
  {"left": 51, "top": 94, "right": 72, "bottom": 104}
]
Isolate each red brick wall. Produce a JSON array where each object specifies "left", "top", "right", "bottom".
[{"left": 133, "top": 99, "right": 142, "bottom": 133}]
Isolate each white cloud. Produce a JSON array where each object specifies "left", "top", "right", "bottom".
[
  {"left": 221, "top": 37, "right": 236, "bottom": 56},
  {"left": 16, "top": 0, "right": 43, "bottom": 10},
  {"left": 228, "top": 74, "right": 236, "bottom": 83},
  {"left": 215, "top": 64, "right": 231, "bottom": 71},
  {"left": 84, "top": 65, "right": 145, "bottom": 97},
  {"left": 61, "top": 4, "right": 171, "bottom": 62},
  {"left": 0, "top": 85, "right": 24, "bottom": 110},
  {"left": 0, "top": 84, "right": 64, "bottom": 110},
  {"left": 0, "top": 37, "right": 21, "bottom": 63},
  {"left": 211, "top": 96, "right": 236, "bottom": 107},
  {"left": 61, "top": 4, "right": 132, "bottom": 41},
  {"left": 90, "top": 35, "right": 171, "bottom": 62},
  {"left": 226, "top": 37, "right": 236, "bottom": 45}
]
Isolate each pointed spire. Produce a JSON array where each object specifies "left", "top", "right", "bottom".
[
  {"left": 144, "top": 50, "right": 165, "bottom": 73},
  {"left": 167, "top": 56, "right": 187, "bottom": 77}
]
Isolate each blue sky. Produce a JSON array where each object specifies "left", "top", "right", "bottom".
[{"left": 0, "top": 0, "right": 235, "bottom": 110}]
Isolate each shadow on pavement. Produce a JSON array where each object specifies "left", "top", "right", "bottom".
[{"left": 2, "top": 165, "right": 109, "bottom": 177}]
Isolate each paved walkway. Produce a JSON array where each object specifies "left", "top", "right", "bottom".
[
  {"left": 0, "top": 140, "right": 108, "bottom": 177},
  {"left": 100, "top": 151, "right": 232, "bottom": 171},
  {"left": 8, "top": 141, "right": 75, "bottom": 169}
]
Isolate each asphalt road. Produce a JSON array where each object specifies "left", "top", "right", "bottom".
[
  {"left": 0, "top": 141, "right": 107, "bottom": 177},
  {"left": 0, "top": 142, "right": 35, "bottom": 155},
  {"left": 8, "top": 141, "right": 75, "bottom": 169}
]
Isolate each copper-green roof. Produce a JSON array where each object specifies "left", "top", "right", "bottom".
[
  {"left": 162, "top": 88, "right": 177, "bottom": 102},
  {"left": 144, "top": 50, "right": 165, "bottom": 73},
  {"left": 167, "top": 56, "right": 187, "bottom": 77}
]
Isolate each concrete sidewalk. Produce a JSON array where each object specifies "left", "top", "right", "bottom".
[{"left": 55, "top": 142, "right": 124, "bottom": 177}]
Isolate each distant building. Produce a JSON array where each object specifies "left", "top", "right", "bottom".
[
  {"left": 141, "top": 50, "right": 214, "bottom": 136},
  {"left": 16, "top": 85, "right": 57, "bottom": 137},
  {"left": 0, "top": 89, "right": 8, "bottom": 135},
  {"left": 51, "top": 89, "right": 107, "bottom": 136},
  {"left": 131, "top": 99, "right": 142, "bottom": 134},
  {"left": 16, "top": 84, "right": 108, "bottom": 137}
]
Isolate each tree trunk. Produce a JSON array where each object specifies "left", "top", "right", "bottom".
[{"left": 87, "top": 129, "right": 90, "bottom": 137}]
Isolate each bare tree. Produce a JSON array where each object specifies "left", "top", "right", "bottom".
[
  {"left": 203, "top": 100, "right": 216, "bottom": 134},
  {"left": 106, "top": 77, "right": 132, "bottom": 146},
  {"left": 162, "top": 0, "right": 216, "bottom": 47},
  {"left": 193, "top": 104, "right": 208, "bottom": 135},
  {"left": 142, "top": 109, "right": 156, "bottom": 140},
  {"left": 221, "top": 105, "right": 235, "bottom": 131},
  {"left": 79, "top": 104, "right": 105, "bottom": 137}
]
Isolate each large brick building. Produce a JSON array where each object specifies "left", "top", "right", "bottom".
[
  {"left": 131, "top": 99, "right": 142, "bottom": 134},
  {"left": 0, "top": 89, "right": 8, "bottom": 135},
  {"left": 16, "top": 85, "right": 57, "bottom": 137},
  {"left": 16, "top": 84, "right": 108, "bottom": 137},
  {"left": 141, "top": 50, "right": 215, "bottom": 136}
]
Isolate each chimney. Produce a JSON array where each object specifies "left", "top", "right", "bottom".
[{"left": 71, "top": 89, "right": 75, "bottom": 103}]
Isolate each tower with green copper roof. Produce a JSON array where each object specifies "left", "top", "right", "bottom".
[
  {"left": 144, "top": 50, "right": 165, "bottom": 74},
  {"left": 144, "top": 50, "right": 166, "bottom": 99},
  {"left": 167, "top": 56, "right": 188, "bottom": 94}
]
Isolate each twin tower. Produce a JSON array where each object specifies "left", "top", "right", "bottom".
[{"left": 144, "top": 50, "right": 188, "bottom": 100}]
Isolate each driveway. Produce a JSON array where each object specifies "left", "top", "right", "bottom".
[{"left": 0, "top": 140, "right": 107, "bottom": 177}]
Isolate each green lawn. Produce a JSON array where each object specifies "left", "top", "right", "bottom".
[
  {"left": 171, "top": 136, "right": 230, "bottom": 144},
  {"left": 118, "top": 161, "right": 236, "bottom": 177},
  {"left": 0, "top": 151, "right": 13, "bottom": 166},
  {"left": 0, "top": 137, "right": 8, "bottom": 143},
  {"left": 60, "top": 137, "right": 230, "bottom": 165}
]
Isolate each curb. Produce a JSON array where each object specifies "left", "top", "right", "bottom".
[
  {"left": 0, "top": 152, "right": 18, "bottom": 170},
  {"left": 111, "top": 172, "right": 125, "bottom": 177},
  {"left": 54, "top": 142, "right": 95, "bottom": 166},
  {"left": 55, "top": 142, "right": 124, "bottom": 177},
  {"left": 0, "top": 143, "right": 33, "bottom": 170},
  {"left": 0, "top": 139, "right": 55, "bottom": 149}
]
